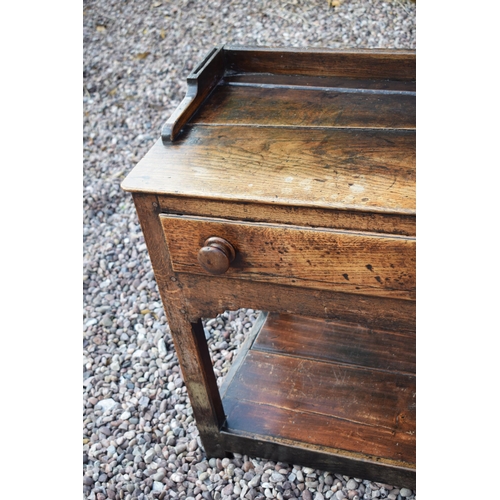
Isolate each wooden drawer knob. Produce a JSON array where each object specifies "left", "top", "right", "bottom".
[{"left": 197, "top": 237, "right": 236, "bottom": 275}]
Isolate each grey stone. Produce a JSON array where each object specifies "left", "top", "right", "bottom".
[
  {"left": 83, "top": 476, "right": 94, "bottom": 486},
  {"left": 144, "top": 449, "right": 155, "bottom": 464},
  {"left": 346, "top": 480, "right": 358, "bottom": 490},
  {"left": 249, "top": 475, "right": 261, "bottom": 488},
  {"left": 272, "top": 472, "right": 286, "bottom": 482},
  {"left": 152, "top": 471, "right": 165, "bottom": 481}
]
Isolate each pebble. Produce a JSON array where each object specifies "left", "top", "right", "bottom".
[
  {"left": 302, "top": 490, "right": 313, "bottom": 500},
  {"left": 83, "top": 1, "right": 415, "bottom": 498},
  {"left": 249, "top": 474, "right": 261, "bottom": 488},
  {"left": 347, "top": 479, "right": 359, "bottom": 490},
  {"left": 222, "top": 483, "right": 233, "bottom": 496},
  {"left": 171, "top": 472, "right": 184, "bottom": 483},
  {"left": 144, "top": 449, "right": 155, "bottom": 464},
  {"left": 95, "top": 398, "right": 118, "bottom": 412},
  {"left": 152, "top": 481, "right": 164, "bottom": 492}
]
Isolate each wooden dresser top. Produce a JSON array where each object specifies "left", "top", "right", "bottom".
[{"left": 122, "top": 46, "right": 415, "bottom": 218}]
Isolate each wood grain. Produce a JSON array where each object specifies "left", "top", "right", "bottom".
[
  {"left": 122, "top": 127, "right": 415, "bottom": 216},
  {"left": 191, "top": 84, "right": 415, "bottom": 129},
  {"left": 223, "top": 397, "right": 415, "bottom": 467},
  {"left": 157, "top": 196, "right": 416, "bottom": 237},
  {"left": 224, "top": 46, "right": 416, "bottom": 80},
  {"left": 178, "top": 273, "right": 416, "bottom": 334},
  {"left": 223, "top": 73, "right": 416, "bottom": 92},
  {"left": 131, "top": 194, "right": 227, "bottom": 456},
  {"left": 225, "top": 349, "right": 416, "bottom": 434},
  {"left": 253, "top": 313, "right": 415, "bottom": 375},
  {"left": 160, "top": 215, "right": 416, "bottom": 300}
]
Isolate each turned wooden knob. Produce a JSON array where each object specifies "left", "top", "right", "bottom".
[{"left": 197, "top": 237, "right": 236, "bottom": 275}]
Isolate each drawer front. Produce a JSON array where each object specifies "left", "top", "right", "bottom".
[{"left": 160, "top": 215, "right": 415, "bottom": 300}]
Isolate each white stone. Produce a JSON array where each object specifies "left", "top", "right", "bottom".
[
  {"left": 96, "top": 398, "right": 118, "bottom": 412},
  {"left": 158, "top": 338, "right": 167, "bottom": 356},
  {"left": 152, "top": 481, "right": 164, "bottom": 492}
]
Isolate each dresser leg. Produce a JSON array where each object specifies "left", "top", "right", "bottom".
[{"left": 132, "top": 193, "right": 227, "bottom": 457}]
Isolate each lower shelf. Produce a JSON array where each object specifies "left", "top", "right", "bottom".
[{"left": 219, "top": 312, "right": 416, "bottom": 484}]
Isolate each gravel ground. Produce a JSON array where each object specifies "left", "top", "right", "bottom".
[{"left": 83, "top": 1, "right": 416, "bottom": 499}]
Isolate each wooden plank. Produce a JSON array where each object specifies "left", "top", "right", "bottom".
[
  {"left": 223, "top": 73, "right": 416, "bottom": 92},
  {"left": 178, "top": 273, "right": 416, "bottom": 334},
  {"left": 219, "top": 430, "right": 416, "bottom": 489},
  {"left": 226, "top": 350, "right": 416, "bottom": 436},
  {"left": 190, "top": 85, "right": 415, "bottom": 130},
  {"left": 253, "top": 313, "right": 415, "bottom": 375},
  {"left": 224, "top": 46, "right": 416, "bottom": 81},
  {"left": 122, "top": 127, "right": 416, "bottom": 216},
  {"left": 223, "top": 398, "right": 415, "bottom": 467},
  {"left": 160, "top": 215, "right": 416, "bottom": 300},
  {"left": 158, "top": 196, "right": 416, "bottom": 237}
]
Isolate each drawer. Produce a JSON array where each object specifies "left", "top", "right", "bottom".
[{"left": 160, "top": 215, "right": 415, "bottom": 300}]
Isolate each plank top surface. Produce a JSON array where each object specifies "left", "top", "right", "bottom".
[
  {"left": 122, "top": 47, "right": 415, "bottom": 217},
  {"left": 122, "top": 126, "right": 415, "bottom": 215}
]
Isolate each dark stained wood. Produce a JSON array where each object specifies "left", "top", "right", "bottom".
[
  {"left": 223, "top": 396, "right": 415, "bottom": 466},
  {"left": 161, "top": 45, "right": 224, "bottom": 143},
  {"left": 254, "top": 313, "right": 415, "bottom": 375},
  {"left": 155, "top": 46, "right": 415, "bottom": 142},
  {"left": 221, "top": 312, "right": 415, "bottom": 471},
  {"left": 190, "top": 85, "right": 415, "bottom": 130},
  {"left": 157, "top": 196, "right": 416, "bottom": 237},
  {"left": 219, "top": 431, "right": 416, "bottom": 490},
  {"left": 160, "top": 215, "right": 416, "bottom": 300},
  {"left": 178, "top": 273, "right": 416, "bottom": 334},
  {"left": 223, "top": 350, "right": 415, "bottom": 460},
  {"left": 123, "top": 127, "right": 415, "bottom": 216},
  {"left": 223, "top": 46, "right": 416, "bottom": 81},
  {"left": 223, "top": 73, "right": 416, "bottom": 92}
]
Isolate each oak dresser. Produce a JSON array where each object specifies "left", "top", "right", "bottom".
[{"left": 121, "top": 46, "right": 416, "bottom": 488}]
